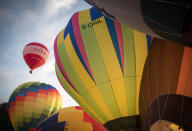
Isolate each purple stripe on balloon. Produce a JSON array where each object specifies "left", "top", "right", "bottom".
[
  {"left": 72, "top": 12, "right": 95, "bottom": 81},
  {"left": 114, "top": 21, "right": 124, "bottom": 73},
  {"left": 54, "top": 35, "right": 79, "bottom": 94}
]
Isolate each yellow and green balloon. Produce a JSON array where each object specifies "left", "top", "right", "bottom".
[{"left": 54, "top": 7, "right": 152, "bottom": 130}]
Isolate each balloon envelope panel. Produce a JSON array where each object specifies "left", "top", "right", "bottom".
[
  {"left": 85, "top": 0, "right": 192, "bottom": 46},
  {"left": 139, "top": 38, "right": 192, "bottom": 131},
  {"left": 8, "top": 82, "right": 62, "bottom": 131},
  {"left": 36, "top": 106, "right": 107, "bottom": 131},
  {"left": 54, "top": 7, "right": 151, "bottom": 130}
]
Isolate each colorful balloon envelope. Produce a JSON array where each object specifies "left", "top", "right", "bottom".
[
  {"left": 139, "top": 38, "right": 192, "bottom": 131},
  {"left": 54, "top": 7, "right": 152, "bottom": 130},
  {"left": 8, "top": 82, "right": 62, "bottom": 131},
  {"left": 36, "top": 106, "right": 107, "bottom": 131},
  {"left": 23, "top": 42, "right": 49, "bottom": 73},
  {"left": 85, "top": 0, "right": 192, "bottom": 46}
]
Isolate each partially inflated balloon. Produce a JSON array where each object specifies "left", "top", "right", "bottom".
[
  {"left": 54, "top": 7, "right": 152, "bottom": 130},
  {"left": 139, "top": 38, "right": 192, "bottom": 131},
  {"left": 23, "top": 42, "right": 49, "bottom": 73},
  {"left": 85, "top": 0, "right": 192, "bottom": 46},
  {"left": 8, "top": 82, "right": 62, "bottom": 131},
  {"left": 36, "top": 106, "right": 107, "bottom": 131}
]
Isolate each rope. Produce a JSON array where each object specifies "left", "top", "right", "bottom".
[{"left": 159, "top": 52, "right": 174, "bottom": 120}]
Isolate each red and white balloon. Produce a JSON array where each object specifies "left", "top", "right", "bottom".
[{"left": 23, "top": 42, "right": 49, "bottom": 73}]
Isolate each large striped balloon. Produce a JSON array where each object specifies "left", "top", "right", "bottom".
[
  {"left": 54, "top": 7, "right": 151, "bottom": 130},
  {"left": 23, "top": 42, "right": 49, "bottom": 73},
  {"left": 8, "top": 82, "right": 62, "bottom": 131},
  {"left": 140, "top": 38, "right": 192, "bottom": 131},
  {"left": 36, "top": 106, "right": 107, "bottom": 131}
]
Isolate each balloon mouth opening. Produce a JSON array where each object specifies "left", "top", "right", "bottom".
[
  {"left": 104, "top": 115, "right": 140, "bottom": 131},
  {"left": 30, "top": 70, "right": 32, "bottom": 74}
]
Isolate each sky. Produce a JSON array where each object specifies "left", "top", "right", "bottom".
[{"left": 0, "top": 0, "right": 91, "bottom": 107}]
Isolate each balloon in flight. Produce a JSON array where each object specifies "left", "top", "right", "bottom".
[
  {"left": 23, "top": 42, "right": 49, "bottom": 73},
  {"left": 8, "top": 82, "right": 62, "bottom": 131},
  {"left": 54, "top": 7, "right": 152, "bottom": 130}
]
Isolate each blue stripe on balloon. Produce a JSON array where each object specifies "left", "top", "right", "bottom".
[
  {"left": 38, "top": 113, "right": 59, "bottom": 129},
  {"left": 58, "top": 121, "right": 66, "bottom": 129},
  {"left": 28, "top": 88, "right": 38, "bottom": 92},
  {"left": 104, "top": 17, "right": 123, "bottom": 71},
  {"left": 48, "top": 85, "right": 55, "bottom": 89},
  {"left": 64, "top": 17, "right": 72, "bottom": 39},
  {"left": 9, "top": 97, "right": 16, "bottom": 102},
  {"left": 39, "top": 85, "right": 48, "bottom": 90},
  {"left": 63, "top": 17, "right": 94, "bottom": 81},
  {"left": 30, "top": 120, "right": 38, "bottom": 128},
  {"left": 17, "top": 92, "right": 25, "bottom": 96},
  {"left": 90, "top": 7, "right": 103, "bottom": 21},
  {"left": 146, "top": 35, "right": 151, "bottom": 51}
]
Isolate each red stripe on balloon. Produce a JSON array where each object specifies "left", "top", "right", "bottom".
[
  {"left": 72, "top": 12, "right": 95, "bottom": 81},
  {"left": 114, "top": 21, "right": 124, "bottom": 73},
  {"left": 26, "top": 92, "right": 37, "bottom": 97},
  {"left": 38, "top": 89, "right": 47, "bottom": 94},
  {"left": 75, "top": 106, "right": 83, "bottom": 110},
  {"left": 54, "top": 36, "right": 79, "bottom": 94},
  {"left": 83, "top": 109, "right": 107, "bottom": 131},
  {"left": 16, "top": 96, "right": 25, "bottom": 101},
  {"left": 24, "top": 54, "right": 45, "bottom": 70}
]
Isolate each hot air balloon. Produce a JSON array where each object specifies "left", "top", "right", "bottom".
[
  {"left": 23, "top": 42, "right": 49, "bottom": 73},
  {"left": 8, "top": 82, "right": 62, "bottom": 131},
  {"left": 36, "top": 106, "right": 107, "bottom": 131},
  {"left": 54, "top": 7, "right": 152, "bottom": 130},
  {"left": 85, "top": 0, "right": 192, "bottom": 47},
  {"left": 139, "top": 38, "right": 192, "bottom": 131}
]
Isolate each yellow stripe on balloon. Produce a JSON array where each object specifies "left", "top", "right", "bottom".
[
  {"left": 64, "top": 34, "right": 113, "bottom": 121},
  {"left": 57, "top": 30, "right": 64, "bottom": 46},
  {"left": 62, "top": 106, "right": 76, "bottom": 111},
  {"left": 23, "top": 104, "right": 33, "bottom": 125},
  {"left": 46, "top": 92, "right": 56, "bottom": 115},
  {"left": 78, "top": 9, "right": 92, "bottom": 25},
  {"left": 133, "top": 30, "right": 148, "bottom": 114},
  {"left": 58, "top": 110, "right": 83, "bottom": 122},
  {"left": 93, "top": 17, "right": 128, "bottom": 116},
  {"left": 56, "top": 65, "right": 105, "bottom": 124},
  {"left": 133, "top": 30, "right": 148, "bottom": 76},
  {"left": 67, "top": 122, "right": 93, "bottom": 131}
]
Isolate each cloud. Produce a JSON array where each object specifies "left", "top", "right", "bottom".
[
  {"left": 45, "top": 0, "right": 78, "bottom": 15},
  {"left": 0, "top": 0, "right": 90, "bottom": 107}
]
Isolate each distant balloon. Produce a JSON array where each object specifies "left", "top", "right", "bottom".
[
  {"left": 85, "top": 0, "right": 192, "bottom": 46},
  {"left": 140, "top": 38, "right": 192, "bottom": 131},
  {"left": 36, "top": 106, "right": 107, "bottom": 131},
  {"left": 23, "top": 42, "right": 49, "bottom": 73},
  {"left": 8, "top": 82, "right": 62, "bottom": 131},
  {"left": 54, "top": 7, "right": 152, "bottom": 130}
]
